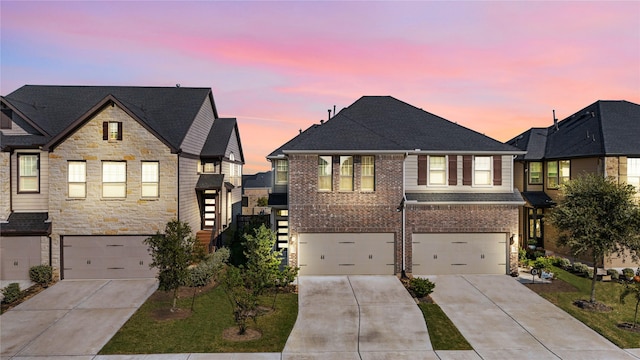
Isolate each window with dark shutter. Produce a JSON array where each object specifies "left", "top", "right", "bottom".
[
  {"left": 448, "top": 155, "right": 457, "bottom": 185},
  {"left": 117, "top": 122, "right": 123, "bottom": 140},
  {"left": 103, "top": 122, "right": 109, "bottom": 140},
  {"left": 493, "top": 156, "right": 502, "bottom": 186},
  {"left": 417, "top": 155, "right": 427, "bottom": 185},
  {"left": 463, "top": 155, "right": 472, "bottom": 185},
  {"left": 104, "top": 121, "right": 123, "bottom": 141}
]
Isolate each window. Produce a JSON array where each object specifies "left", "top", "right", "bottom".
[
  {"left": 103, "top": 121, "right": 122, "bottom": 141},
  {"left": 529, "top": 162, "right": 542, "bottom": 184},
  {"left": 547, "top": 160, "right": 570, "bottom": 189},
  {"left": 318, "top": 156, "right": 332, "bottom": 191},
  {"left": 474, "top": 156, "right": 492, "bottom": 185},
  {"left": 202, "top": 162, "right": 215, "bottom": 173},
  {"left": 141, "top": 161, "right": 159, "bottom": 198},
  {"left": 429, "top": 156, "right": 447, "bottom": 185},
  {"left": 102, "top": 161, "right": 126, "bottom": 198},
  {"left": 18, "top": 154, "right": 39, "bottom": 192},
  {"left": 339, "top": 156, "right": 353, "bottom": 191},
  {"left": 361, "top": 155, "right": 375, "bottom": 191},
  {"left": 275, "top": 160, "right": 288, "bottom": 184},
  {"left": 627, "top": 158, "right": 640, "bottom": 191},
  {"left": 68, "top": 161, "right": 86, "bottom": 198}
]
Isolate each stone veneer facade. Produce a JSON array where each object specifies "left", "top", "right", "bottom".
[{"left": 47, "top": 105, "right": 178, "bottom": 279}]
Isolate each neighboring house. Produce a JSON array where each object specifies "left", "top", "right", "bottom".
[
  {"left": 242, "top": 171, "right": 272, "bottom": 215},
  {"left": 507, "top": 100, "right": 640, "bottom": 269},
  {"left": 0, "top": 85, "right": 244, "bottom": 281},
  {"left": 267, "top": 96, "right": 525, "bottom": 276}
]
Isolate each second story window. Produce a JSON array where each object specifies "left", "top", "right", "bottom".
[
  {"left": 474, "top": 156, "right": 492, "bottom": 186},
  {"left": 275, "top": 160, "right": 288, "bottom": 184},
  {"left": 429, "top": 156, "right": 447, "bottom": 185},
  {"left": 339, "top": 156, "right": 353, "bottom": 191},
  {"left": 318, "top": 156, "right": 332, "bottom": 191},
  {"left": 68, "top": 161, "right": 86, "bottom": 198},
  {"left": 547, "top": 160, "right": 570, "bottom": 189},
  {"left": 529, "top": 162, "right": 542, "bottom": 184},
  {"left": 102, "top": 161, "right": 126, "bottom": 198},
  {"left": 627, "top": 158, "right": 640, "bottom": 191},
  {"left": 18, "top": 153, "right": 39, "bottom": 193},
  {"left": 361, "top": 155, "right": 375, "bottom": 191},
  {"left": 202, "top": 162, "right": 215, "bottom": 173},
  {"left": 141, "top": 161, "right": 159, "bottom": 198},
  {"left": 103, "top": 121, "right": 122, "bottom": 141}
]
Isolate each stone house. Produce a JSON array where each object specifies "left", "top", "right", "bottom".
[
  {"left": 0, "top": 85, "right": 244, "bottom": 280},
  {"left": 267, "top": 96, "right": 524, "bottom": 276},
  {"left": 507, "top": 100, "right": 640, "bottom": 269}
]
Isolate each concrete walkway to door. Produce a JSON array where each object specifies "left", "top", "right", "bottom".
[
  {"left": 282, "top": 275, "right": 434, "bottom": 360},
  {"left": 428, "top": 274, "right": 640, "bottom": 360}
]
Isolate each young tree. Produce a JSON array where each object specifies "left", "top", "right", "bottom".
[
  {"left": 620, "top": 280, "right": 640, "bottom": 329},
  {"left": 242, "top": 224, "right": 284, "bottom": 297},
  {"left": 548, "top": 174, "right": 640, "bottom": 303},
  {"left": 220, "top": 265, "right": 258, "bottom": 335},
  {"left": 145, "top": 219, "right": 197, "bottom": 311}
]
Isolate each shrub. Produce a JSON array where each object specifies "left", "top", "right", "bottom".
[
  {"left": 188, "top": 247, "right": 230, "bottom": 287},
  {"left": 585, "top": 268, "right": 594, "bottom": 279},
  {"left": 606, "top": 268, "right": 620, "bottom": 280},
  {"left": 29, "top": 264, "right": 53, "bottom": 286},
  {"left": 533, "top": 257, "right": 553, "bottom": 272},
  {"left": 410, "top": 277, "right": 435, "bottom": 298},
  {"left": 622, "top": 268, "right": 635, "bottom": 279},
  {"left": 518, "top": 248, "right": 527, "bottom": 262},
  {"left": 2, "top": 283, "right": 22, "bottom": 304},
  {"left": 550, "top": 256, "right": 571, "bottom": 270},
  {"left": 572, "top": 262, "right": 589, "bottom": 274}
]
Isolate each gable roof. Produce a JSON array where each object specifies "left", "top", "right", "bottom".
[
  {"left": 2, "top": 85, "right": 216, "bottom": 152},
  {"left": 200, "top": 118, "right": 245, "bottom": 163},
  {"left": 269, "top": 96, "right": 521, "bottom": 157},
  {"left": 507, "top": 100, "right": 640, "bottom": 159},
  {"left": 243, "top": 171, "right": 272, "bottom": 188}
]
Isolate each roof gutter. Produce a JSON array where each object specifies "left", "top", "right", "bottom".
[{"left": 281, "top": 149, "right": 526, "bottom": 155}]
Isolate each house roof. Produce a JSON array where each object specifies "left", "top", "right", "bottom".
[
  {"left": 201, "top": 118, "right": 244, "bottom": 163},
  {"left": 405, "top": 191, "right": 524, "bottom": 204},
  {"left": 0, "top": 212, "right": 51, "bottom": 236},
  {"left": 243, "top": 171, "right": 272, "bottom": 189},
  {"left": 268, "top": 96, "right": 521, "bottom": 157},
  {"left": 2, "top": 85, "right": 215, "bottom": 152},
  {"left": 195, "top": 174, "right": 225, "bottom": 190},
  {"left": 507, "top": 100, "right": 640, "bottom": 159},
  {"left": 521, "top": 191, "right": 556, "bottom": 208}
]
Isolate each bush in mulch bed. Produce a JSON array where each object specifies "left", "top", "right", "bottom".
[{"left": 573, "top": 299, "right": 613, "bottom": 312}]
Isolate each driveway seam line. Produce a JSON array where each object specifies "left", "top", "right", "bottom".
[
  {"left": 346, "top": 276, "right": 364, "bottom": 360},
  {"left": 461, "top": 275, "right": 562, "bottom": 360}
]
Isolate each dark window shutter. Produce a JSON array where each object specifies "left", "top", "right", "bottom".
[
  {"left": 493, "top": 155, "right": 502, "bottom": 186},
  {"left": 417, "top": 155, "right": 427, "bottom": 185},
  {"left": 448, "top": 155, "right": 457, "bottom": 185},
  {"left": 463, "top": 155, "right": 472, "bottom": 185},
  {"left": 117, "top": 122, "right": 123, "bottom": 140},
  {"left": 103, "top": 122, "right": 109, "bottom": 140}
]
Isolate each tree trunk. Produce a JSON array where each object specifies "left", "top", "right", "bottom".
[
  {"left": 172, "top": 288, "right": 178, "bottom": 312},
  {"left": 590, "top": 262, "right": 598, "bottom": 303},
  {"left": 634, "top": 300, "right": 639, "bottom": 329}
]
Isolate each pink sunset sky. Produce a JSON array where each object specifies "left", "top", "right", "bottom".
[{"left": 1, "top": 1, "right": 639, "bottom": 174}]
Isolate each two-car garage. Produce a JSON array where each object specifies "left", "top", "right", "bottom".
[
  {"left": 62, "top": 235, "right": 156, "bottom": 279},
  {"left": 297, "top": 232, "right": 508, "bottom": 276}
]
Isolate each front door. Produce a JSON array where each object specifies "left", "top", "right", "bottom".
[{"left": 202, "top": 190, "right": 217, "bottom": 229}]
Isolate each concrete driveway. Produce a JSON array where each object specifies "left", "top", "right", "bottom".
[
  {"left": 283, "top": 275, "right": 434, "bottom": 360},
  {"left": 428, "top": 274, "right": 639, "bottom": 360},
  {"left": 1, "top": 278, "right": 157, "bottom": 358}
]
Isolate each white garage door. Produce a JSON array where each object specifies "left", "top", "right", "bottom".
[
  {"left": 0, "top": 236, "right": 42, "bottom": 280},
  {"left": 298, "top": 233, "right": 394, "bottom": 275},
  {"left": 62, "top": 235, "right": 156, "bottom": 279},
  {"left": 412, "top": 233, "right": 507, "bottom": 275}
]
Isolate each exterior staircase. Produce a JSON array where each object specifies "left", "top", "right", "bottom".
[{"left": 196, "top": 230, "right": 214, "bottom": 253}]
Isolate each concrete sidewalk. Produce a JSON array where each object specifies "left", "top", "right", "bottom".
[{"left": 428, "top": 274, "right": 639, "bottom": 360}]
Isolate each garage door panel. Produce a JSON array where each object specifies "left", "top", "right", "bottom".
[
  {"left": 63, "top": 236, "right": 156, "bottom": 279},
  {"left": 413, "top": 233, "right": 507, "bottom": 275},
  {"left": 0, "top": 236, "right": 42, "bottom": 280},
  {"left": 298, "top": 233, "right": 394, "bottom": 275}
]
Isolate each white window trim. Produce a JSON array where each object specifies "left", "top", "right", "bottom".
[
  {"left": 275, "top": 160, "right": 288, "bottom": 185},
  {"left": 318, "top": 156, "right": 332, "bottom": 192},
  {"left": 141, "top": 161, "right": 159, "bottom": 198},
  {"left": 68, "top": 161, "right": 86, "bottom": 198},
  {"left": 473, "top": 156, "right": 493, "bottom": 187},
  {"left": 102, "top": 161, "right": 127, "bottom": 198},
  {"left": 361, "top": 155, "right": 375, "bottom": 192},
  {"left": 17, "top": 153, "right": 40, "bottom": 193},
  {"left": 427, "top": 155, "right": 448, "bottom": 187}
]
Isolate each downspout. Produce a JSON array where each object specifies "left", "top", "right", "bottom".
[{"left": 401, "top": 152, "right": 408, "bottom": 278}]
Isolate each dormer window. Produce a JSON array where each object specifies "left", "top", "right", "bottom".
[{"left": 103, "top": 121, "right": 122, "bottom": 141}]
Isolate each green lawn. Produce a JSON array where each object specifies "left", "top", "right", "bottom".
[
  {"left": 100, "top": 285, "right": 298, "bottom": 354},
  {"left": 418, "top": 302, "right": 473, "bottom": 350},
  {"left": 529, "top": 266, "right": 640, "bottom": 349}
]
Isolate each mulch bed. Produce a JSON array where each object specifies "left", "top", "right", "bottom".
[
  {"left": 617, "top": 322, "right": 640, "bottom": 334},
  {"left": 147, "top": 282, "right": 217, "bottom": 321},
  {"left": 572, "top": 299, "right": 613, "bottom": 312},
  {"left": 222, "top": 327, "right": 262, "bottom": 341},
  {"left": 1, "top": 284, "right": 47, "bottom": 314},
  {"left": 523, "top": 278, "right": 578, "bottom": 293}
]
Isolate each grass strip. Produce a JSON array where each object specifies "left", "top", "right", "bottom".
[{"left": 418, "top": 302, "right": 473, "bottom": 350}]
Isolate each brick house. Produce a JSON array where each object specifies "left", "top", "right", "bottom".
[
  {"left": 507, "top": 100, "right": 640, "bottom": 269},
  {"left": 267, "top": 96, "right": 524, "bottom": 276},
  {"left": 0, "top": 85, "right": 244, "bottom": 280}
]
